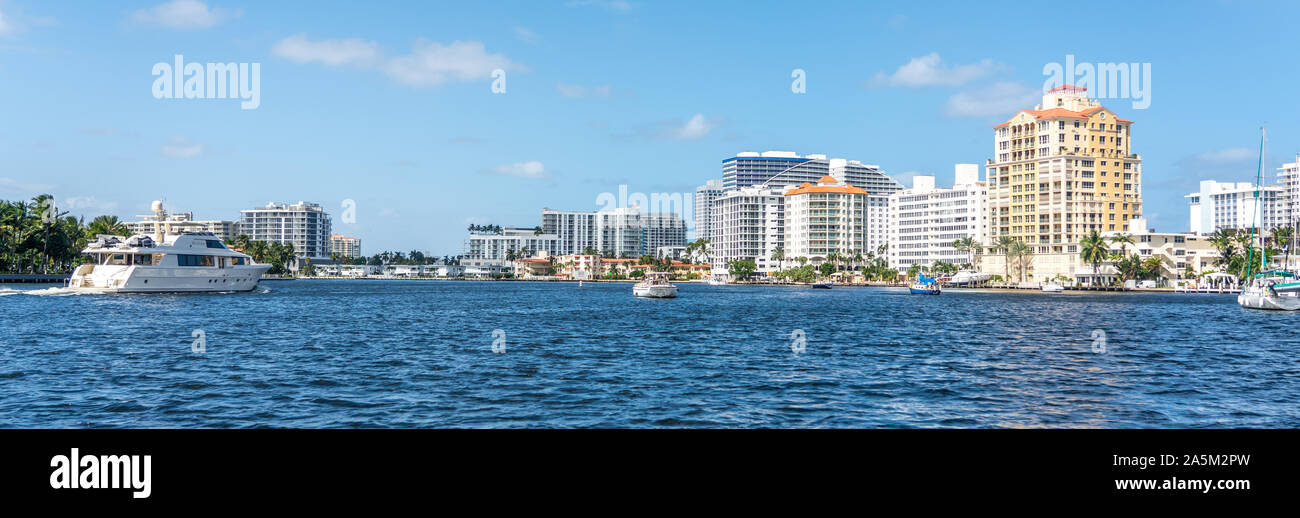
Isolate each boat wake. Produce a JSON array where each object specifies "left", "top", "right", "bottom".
[{"left": 0, "top": 287, "right": 98, "bottom": 297}]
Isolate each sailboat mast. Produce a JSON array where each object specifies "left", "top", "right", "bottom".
[{"left": 1260, "top": 127, "right": 1267, "bottom": 272}]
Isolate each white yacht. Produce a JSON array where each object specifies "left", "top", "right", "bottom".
[
  {"left": 633, "top": 272, "right": 679, "bottom": 298},
  {"left": 68, "top": 201, "right": 271, "bottom": 293},
  {"left": 1041, "top": 282, "right": 1065, "bottom": 293},
  {"left": 948, "top": 270, "right": 991, "bottom": 286}
]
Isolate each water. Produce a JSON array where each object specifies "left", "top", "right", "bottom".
[{"left": 1, "top": 280, "right": 1297, "bottom": 428}]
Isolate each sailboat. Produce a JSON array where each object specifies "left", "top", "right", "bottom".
[
  {"left": 1238, "top": 127, "right": 1300, "bottom": 310},
  {"left": 909, "top": 274, "right": 941, "bottom": 295}
]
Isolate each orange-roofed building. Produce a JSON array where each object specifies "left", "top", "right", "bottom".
[
  {"left": 984, "top": 84, "right": 1143, "bottom": 282},
  {"left": 782, "top": 175, "right": 867, "bottom": 260}
]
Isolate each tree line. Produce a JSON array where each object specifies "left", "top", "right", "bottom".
[{"left": 0, "top": 196, "right": 135, "bottom": 274}]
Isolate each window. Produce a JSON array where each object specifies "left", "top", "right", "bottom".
[
  {"left": 206, "top": 240, "right": 226, "bottom": 249},
  {"left": 177, "top": 254, "right": 216, "bottom": 267}
]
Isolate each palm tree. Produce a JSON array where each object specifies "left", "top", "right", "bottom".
[
  {"left": 1142, "top": 256, "right": 1165, "bottom": 283},
  {"left": 1079, "top": 230, "right": 1109, "bottom": 285},
  {"left": 87, "top": 215, "right": 129, "bottom": 237},
  {"left": 771, "top": 245, "right": 785, "bottom": 271},
  {"left": 1109, "top": 233, "right": 1136, "bottom": 258},
  {"left": 996, "top": 235, "right": 1015, "bottom": 283},
  {"left": 951, "top": 237, "right": 976, "bottom": 266},
  {"left": 1008, "top": 241, "right": 1033, "bottom": 282}
]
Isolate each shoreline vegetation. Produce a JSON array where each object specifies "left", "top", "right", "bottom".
[{"left": 1, "top": 273, "right": 1193, "bottom": 293}]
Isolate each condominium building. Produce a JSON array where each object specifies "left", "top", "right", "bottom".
[
  {"left": 1278, "top": 156, "right": 1300, "bottom": 223},
  {"left": 981, "top": 85, "right": 1143, "bottom": 282},
  {"left": 694, "top": 179, "right": 724, "bottom": 242},
  {"left": 987, "top": 85, "right": 1142, "bottom": 249},
  {"left": 462, "top": 226, "right": 562, "bottom": 266},
  {"left": 540, "top": 207, "right": 687, "bottom": 258},
  {"left": 888, "top": 164, "right": 990, "bottom": 271},
  {"left": 125, "top": 212, "right": 240, "bottom": 242},
  {"left": 710, "top": 185, "right": 787, "bottom": 274},
  {"left": 783, "top": 176, "right": 868, "bottom": 261},
  {"left": 1185, "top": 180, "right": 1285, "bottom": 235},
  {"left": 329, "top": 234, "right": 362, "bottom": 259},
  {"left": 643, "top": 213, "right": 689, "bottom": 253},
  {"left": 238, "top": 201, "right": 332, "bottom": 260},
  {"left": 720, "top": 150, "right": 903, "bottom": 195}
]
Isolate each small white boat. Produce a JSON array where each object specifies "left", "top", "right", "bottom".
[
  {"left": 633, "top": 272, "right": 678, "bottom": 298},
  {"left": 707, "top": 275, "right": 727, "bottom": 286},
  {"left": 1041, "top": 283, "right": 1065, "bottom": 293},
  {"left": 68, "top": 201, "right": 271, "bottom": 293}
]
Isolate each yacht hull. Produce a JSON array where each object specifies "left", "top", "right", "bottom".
[
  {"left": 68, "top": 264, "right": 271, "bottom": 293},
  {"left": 633, "top": 285, "right": 678, "bottom": 298}
]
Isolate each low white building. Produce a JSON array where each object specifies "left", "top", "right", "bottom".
[
  {"left": 462, "top": 226, "right": 562, "bottom": 266},
  {"left": 126, "top": 212, "right": 241, "bottom": 242},
  {"left": 888, "top": 164, "right": 989, "bottom": 271}
]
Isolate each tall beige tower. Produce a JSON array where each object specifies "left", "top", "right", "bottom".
[{"left": 986, "top": 85, "right": 1142, "bottom": 254}]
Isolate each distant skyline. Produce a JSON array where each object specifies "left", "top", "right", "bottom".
[{"left": 3, "top": 1, "right": 1300, "bottom": 254}]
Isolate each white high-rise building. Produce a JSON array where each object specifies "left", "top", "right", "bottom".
[
  {"left": 710, "top": 185, "right": 787, "bottom": 274},
  {"left": 888, "top": 164, "right": 990, "bottom": 271},
  {"left": 721, "top": 151, "right": 902, "bottom": 195},
  {"left": 1278, "top": 156, "right": 1300, "bottom": 224},
  {"left": 694, "top": 179, "right": 724, "bottom": 243},
  {"left": 540, "top": 207, "right": 687, "bottom": 258},
  {"left": 239, "top": 201, "right": 332, "bottom": 260},
  {"left": 1185, "top": 180, "right": 1285, "bottom": 235},
  {"left": 866, "top": 195, "right": 890, "bottom": 255}
]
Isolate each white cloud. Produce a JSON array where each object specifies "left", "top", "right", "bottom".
[
  {"left": 271, "top": 34, "right": 381, "bottom": 67},
  {"left": 272, "top": 35, "right": 521, "bottom": 88},
  {"left": 1194, "top": 148, "right": 1255, "bottom": 163},
  {"left": 566, "top": 0, "right": 633, "bottom": 12},
  {"left": 482, "top": 161, "right": 550, "bottom": 180},
  {"left": 0, "top": 11, "right": 12, "bottom": 36},
  {"left": 161, "top": 135, "right": 203, "bottom": 159},
  {"left": 62, "top": 196, "right": 118, "bottom": 213},
  {"left": 870, "top": 53, "right": 1001, "bottom": 88},
  {"left": 131, "top": 0, "right": 238, "bottom": 29},
  {"left": 384, "top": 40, "right": 520, "bottom": 86},
  {"left": 514, "top": 26, "right": 538, "bottom": 44},
  {"left": 944, "top": 82, "right": 1041, "bottom": 118},
  {"left": 662, "top": 114, "right": 717, "bottom": 140},
  {"left": 557, "top": 82, "right": 611, "bottom": 99},
  {"left": 0, "top": 177, "right": 55, "bottom": 194}
]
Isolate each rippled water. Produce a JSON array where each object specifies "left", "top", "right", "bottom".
[{"left": 1, "top": 280, "right": 1297, "bottom": 428}]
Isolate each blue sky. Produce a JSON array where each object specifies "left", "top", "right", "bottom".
[{"left": 2, "top": 0, "right": 1299, "bottom": 255}]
